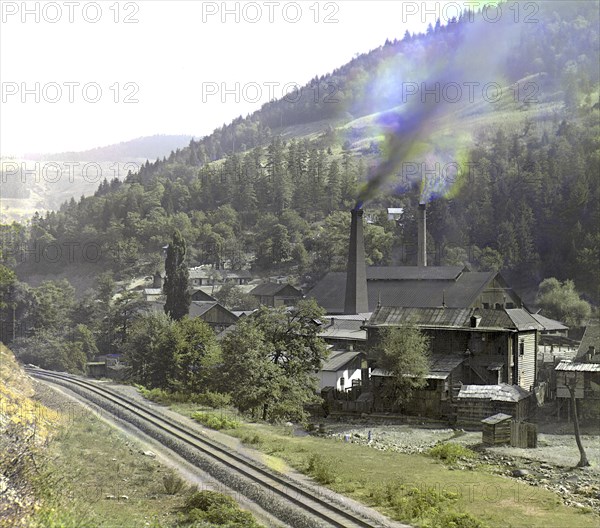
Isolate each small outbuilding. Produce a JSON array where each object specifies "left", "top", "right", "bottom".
[
  {"left": 481, "top": 413, "right": 512, "bottom": 445},
  {"left": 456, "top": 383, "right": 531, "bottom": 426}
]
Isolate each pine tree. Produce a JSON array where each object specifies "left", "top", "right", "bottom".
[{"left": 163, "top": 229, "right": 191, "bottom": 321}]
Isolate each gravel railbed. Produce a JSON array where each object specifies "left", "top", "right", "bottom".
[
  {"left": 32, "top": 374, "right": 394, "bottom": 528},
  {"left": 103, "top": 381, "right": 407, "bottom": 528}
]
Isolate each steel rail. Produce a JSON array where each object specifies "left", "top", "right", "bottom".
[{"left": 27, "top": 368, "right": 381, "bottom": 528}]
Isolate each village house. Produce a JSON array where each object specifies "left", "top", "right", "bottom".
[
  {"left": 147, "top": 300, "right": 238, "bottom": 334},
  {"left": 249, "top": 282, "right": 303, "bottom": 307},
  {"left": 365, "top": 305, "right": 541, "bottom": 420},
  {"left": 189, "top": 267, "right": 252, "bottom": 287},
  {"left": 318, "top": 350, "right": 366, "bottom": 392},
  {"left": 554, "top": 324, "right": 600, "bottom": 422}
]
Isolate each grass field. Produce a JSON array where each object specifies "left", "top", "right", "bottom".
[{"left": 167, "top": 400, "right": 599, "bottom": 528}]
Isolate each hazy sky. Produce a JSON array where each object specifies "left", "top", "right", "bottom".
[{"left": 1, "top": 1, "right": 466, "bottom": 155}]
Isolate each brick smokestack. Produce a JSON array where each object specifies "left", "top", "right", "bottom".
[
  {"left": 418, "top": 202, "right": 427, "bottom": 267},
  {"left": 345, "top": 207, "right": 369, "bottom": 314}
]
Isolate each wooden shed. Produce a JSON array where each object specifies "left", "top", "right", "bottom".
[
  {"left": 481, "top": 413, "right": 512, "bottom": 445},
  {"left": 456, "top": 383, "right": 531, "bottom": 427}
]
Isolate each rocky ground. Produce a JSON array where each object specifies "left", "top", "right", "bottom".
[{"left": 318, "top": 417, "right": 600, "bottom": 514}]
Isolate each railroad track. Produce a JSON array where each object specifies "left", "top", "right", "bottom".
[{"left": 26, "top": 368, "right": 386, "bottom": 528}]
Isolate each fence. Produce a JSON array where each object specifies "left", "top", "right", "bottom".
[{"left": 510, "top": 420, "right": 538, "bottom": 448}]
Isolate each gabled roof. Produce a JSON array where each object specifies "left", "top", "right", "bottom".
[
  {"left": 146, "top": 300, "right": 237, "bottom": 322},
  {"left": 306, "top": 268, "right": 498, "bottom": 313},
  {"left": 190, "top": 289, "right": 217, "bottom": 302},
  {"left": 321, "top": 350, "right": 364, "bottom": 372},
  {"left": 250, "top": 282, "right": 302, "bottom": 297},
  {"left": 457, "top": 383, "right": 530, "bottom": 402},
  {"left": 577, "top": 324, "right": 600, "bottom": 360}
]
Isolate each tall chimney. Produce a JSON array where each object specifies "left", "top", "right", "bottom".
[
  {"left": 418, "top": 202, "right": 427, "bottom": 267},
  {"left": 344, "top": 207, "right": 369, "bottom": 314}
]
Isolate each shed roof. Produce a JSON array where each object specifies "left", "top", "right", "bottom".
[
  {"left": 530, "top": 313, "right": 568, "bottom": 331},
  {"left": 319, "top": 318, "right": 367, "bottom": 341},
  {"left": 371, "top": 355, "right": 463, "bottom": 380},
  {"left": 321, "top": 350, "right": 364, "bottom": 372},
  {"left": 481, "top": 413, "right": 512, "bottom": 425},
  {"left": 457, "top": 383, "right": 530, "bottom": 402},
  {"left": 428, "top": 355, "right": 465, "bottom": 379},
  {"left": 505, "top": 309, "right": 544, "bottom": 331},
  {"left": 555, "top": 360, "right": 600, "bottom": 373}
]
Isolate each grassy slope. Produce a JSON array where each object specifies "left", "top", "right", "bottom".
[
  {"left": 169, "top": 401, "right": 600, "bottom": 528},
  {"left": 0, "top": 346, "right": 261, "bottom": 528}
]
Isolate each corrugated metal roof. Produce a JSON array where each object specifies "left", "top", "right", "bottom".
[
  {"left": 321, "top": 350, "right": 364, "bottom": 372},
  {"left": 366, "top": 306, "right": 517, "bottom": 331},
  {"left": 555, "top": 360, "right": 600, "bottom": 372},
  {"left": 457, "top": 383, "right": 530, "bottom": 402},
  {"left": 371, "top": 368, "right": 393, "bottom": 377}
]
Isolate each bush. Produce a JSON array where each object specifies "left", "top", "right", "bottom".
[
  {"left": 138, "top": 387, "right": 233, "bottom": 408},
  {"left": 433, "top": 511, "right": 489, "bottom": 528},
  {"left": 191, "top": 412, "right": 239, "bottom": 430},
  {"left": 241, "top": 433, "right": 262, "bottom": 445},
  {"left": 427, "top": 442, "right": 476, "bottom": 464},
  {"left": 182, "top": 491, "right": 261, "bottom": 527},
  {"left": 369, "top": 481, "right": 487, "bottom": 527},
  {"left": 163, "top": 471, "right": 185, "bottom": 495},
  {"left": 306, "top": 454, "right": 338, "bottom": 485},
  {"left": 184, "top": 490, "right": 236, "bottom": 513},
  {"left": 192, "top": 391, "right": 232, "bottom": 408}
]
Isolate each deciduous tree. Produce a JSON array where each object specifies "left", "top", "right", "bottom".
[{"left": 374, "top": 326, "right": 430, "bottom": 409}]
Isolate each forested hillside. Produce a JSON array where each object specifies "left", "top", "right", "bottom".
[{"left": 1, "top": 1, "right": 598, "bottom": 303}]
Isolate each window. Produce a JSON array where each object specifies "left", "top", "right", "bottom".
[
  {"left": 506, "top": 302, "right": 515, "bottom": 309},
  {"left": 482, "top": 303, "right": 490, "bottom": 309},
  {"left": 519, "top": 341, "right": 525, "bottom": 356}
]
